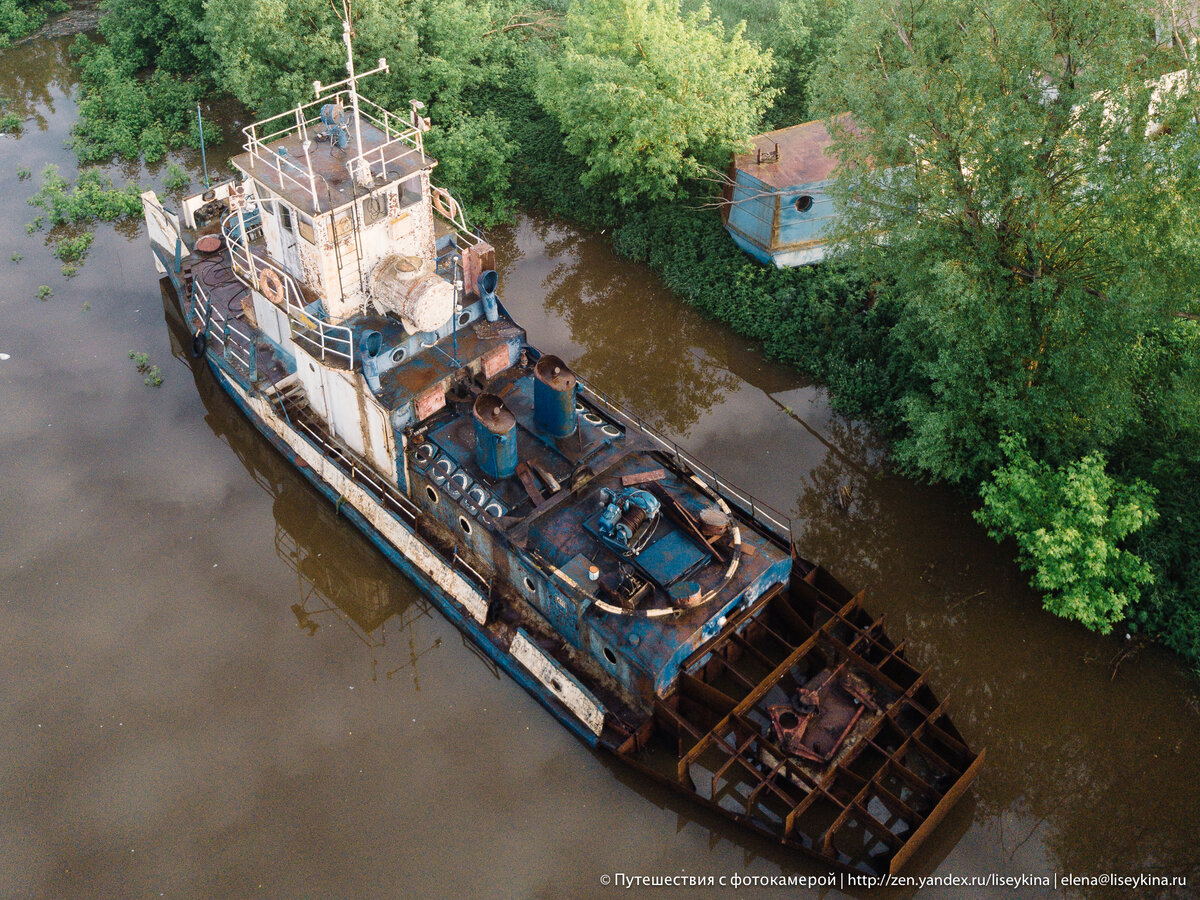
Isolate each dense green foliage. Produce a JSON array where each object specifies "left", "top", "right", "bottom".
[
  {"left": 70, "top": 0, "right": 1200, "bottom": 665},
  {"left": 70, "top": 35, "right": 215, "bottom": 163},
  {"left": 815, "top": 0, "right": 1200, "bottom": 484},
  {"left": 810, "top": 0, "right": 1200, "bottom": 641},
  {"left": 1, "top": 0, "right": 50, "bottom": 48},
  {"left": 26, "top": 164, "right": 143, "bottom": 268},
  {"left": 976, "top": 434, "right": 1158, "bottom": 634},
  {"left": 706, "top": 0, "right": 848, "bottom": 128},
  {"left": 534, "top": 0, "right": 775, "bottom": 202}
]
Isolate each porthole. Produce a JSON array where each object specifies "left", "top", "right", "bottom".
[
  {"left": 601, "top": 424, "right": 621, "bottom": 438},
  {"left": 458, "top": 516, "right": 472, "bottom": 535},
  {"left": 458, "top": 310, "right": 471, "bottom": 326},
  {"left": 795, "top": 194, "right": 814, "bottom": 213},
  {"left": 523, "top": 576, "right": 536, "bottom": 594},
  {"left": 426, "top": 485, "right": 439, "bottom": 505},
  {"left": 550, "top": 678, "right": 563, "bottom": 693},
  {"left": 603, "top": 646, "right": 618, "bottom": 666},
  {"left": 391, "top": 347, "right": 407, "bottom": 364}
]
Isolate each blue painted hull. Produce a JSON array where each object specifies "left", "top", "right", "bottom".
[
  {"left": 158, "top": 259, "right": 601, "bottom": 750},
  {"left": 207, "top": 351, "right": 601, "bottom": 750}
]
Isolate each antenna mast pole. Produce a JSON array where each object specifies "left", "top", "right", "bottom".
[{"left": 343, "top": 21, "right": 366, "bottom": 172}]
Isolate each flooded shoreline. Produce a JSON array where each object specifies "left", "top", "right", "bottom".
[{"left": 2, "top": 33, "right": 1198, "bottom": 899}]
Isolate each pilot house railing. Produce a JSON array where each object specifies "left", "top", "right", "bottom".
[
  {"left": 220, "top": 200, "right": 355, "bottom": 368},
  {"left": 240, "top": 91, "right": 425, "bottom": 211}
]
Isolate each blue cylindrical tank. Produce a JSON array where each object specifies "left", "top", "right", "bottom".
[
  {"left": 473, "top": 393, "right": 518, "bottom": 480},
  {"left": 534, "top": 354, "right": 577, "bottom": 438}
]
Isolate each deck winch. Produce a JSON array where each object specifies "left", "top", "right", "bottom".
[
  {"left": 534, "top": 354, "right": 577, "bottom": 438},
  {"left": 596, "top": 487, "right": 661, "bottom": 556}
]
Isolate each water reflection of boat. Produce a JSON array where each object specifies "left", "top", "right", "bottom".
[
  {"left": 162, "top": 282, "right": 441, "bottom": 683},
  {"left": 143, "top": 27, "right": 981, "bottom": 875}
]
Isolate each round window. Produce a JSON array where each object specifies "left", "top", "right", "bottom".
[
  {"left": 458, "top": 310, "right": 471, "bottom": 326},
  {"left": 426, "top": 486, "right": 439, "bottom": 505},
  {"left": 523, "top": 576, "right": 536, "bottom": 594},
  {"left": 391, "top": 347, "right": 407, "bottom": 364},
  {"left": 458, "top": 516, "right": 472, "bottom": 535},
  {"left": 795, "top": 195, "right": 814, "bottom": 213},
  {"left": 603, "top": 646, "right": 618, "bottom": 666}
]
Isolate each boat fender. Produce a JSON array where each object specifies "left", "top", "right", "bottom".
[
  {"left": 191, "top": 331, "right": 207, "bottom": 358},
  {"left": 260, "top": 267, "right": 285, "bottom": 305},
  {"left": 431, "top": 186, "right": 458, "bottom": 220}
]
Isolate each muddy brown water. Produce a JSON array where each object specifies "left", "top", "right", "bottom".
[{"left": 2, "top": 34, "right": 1199, "bottom": 900}]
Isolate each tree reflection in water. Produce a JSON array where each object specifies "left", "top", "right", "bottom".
[
  {"left": 0, "top": 35, "right": 75, "bottom": 130},
  {"left": 494, "top": 214, "right": 740, "bottom": 436},
  {"left": 163, "top": 284, "right": 444, "bottom": 689}
]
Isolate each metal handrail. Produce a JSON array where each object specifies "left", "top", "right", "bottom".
[
  {"left": 278, "top": 392, "right": 421, "bottom": 526},
  {"left": 430, "top": 183, "right": 482, "bottom": 243},
  {"left": 219, "top": 200, "right": 355, "bottom": 368},
  {"left": 241, "top": 91, "right": 425, "bottom": 209},
  {"left": 189, "top": 280, "right": 258, "bottom": 376},
  {"left": 575, "top": 377, "right": 793, "bottom": 539}
]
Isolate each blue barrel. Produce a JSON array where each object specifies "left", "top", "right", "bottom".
[
  {"left": 473, "top": 393, "right": 518, "bottom": 480},
  {"left": 534, "top": 354, "right": 577, "bottom": 438}
]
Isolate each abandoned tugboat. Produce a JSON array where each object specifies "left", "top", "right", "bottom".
[{"left": 141, "top": 26, "right": 982, "bottom": 875}]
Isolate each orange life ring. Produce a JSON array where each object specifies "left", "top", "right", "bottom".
[
  {"left": 431, "top": 186, "right": 458, "bottom": 220},
  {"left": 260, "top": 267, "right": 285, "bottom": 305}
]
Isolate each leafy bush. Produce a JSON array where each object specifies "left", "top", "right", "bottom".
[
  {"left": 27, "top": 165, "right": 143, "bottom": 225},
  {"left": 27, "top": 166, "right": 141, "bottom": 273},
  {"left": 425, "top": 111, "right": 517, "bottom": 229},
  {"left": 975, "top": 433, "right": 1159, "bottom": 634},
  {"left": 53, "top": 232, "right": 94, "bottom": 263},
  {"left": 70, "top": 37, "right": 219, "bottom": 163},
  {"left": 163, "top": 162, "right": 190, "bottom": 192},
  {"left": 0, "top": 0, "right": 48, "bottom": 47},
  {"left": 535, "top": 0, "right": 775, "bottom": 203}
]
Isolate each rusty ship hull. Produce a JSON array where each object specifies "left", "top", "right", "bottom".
[{"left": 141, "top": 38, "right": 981, "bottom": 875}]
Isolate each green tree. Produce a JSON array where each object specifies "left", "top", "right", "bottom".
[
  {"left": 0, "top": 0, "right": 47, "bottom": 48},
  {"left": 976, "top": 433, "right": 1158, "bottom": 634},
  {"left": 815, "top": 0, "right": 1200, "bottom": 483},
  {"left": 535, "top": 0, "right": 776, "bottom": 203},
  {"left": 764, "top": 0, "right": 848, "bottom": 126}
]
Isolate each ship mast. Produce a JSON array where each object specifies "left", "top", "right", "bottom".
[{"left": 312, "top": 15, "right": 390, "bottom": 184}]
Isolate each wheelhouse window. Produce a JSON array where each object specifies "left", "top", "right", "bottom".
[
  {"left": 361, "top": 192, "right": 387, "bottom": 226},
  {"left": 398, "top": 176, "right": 421, "bottom": 209},
  {"left": 279, "top": 204, "right": 294, "bottom": 232}
]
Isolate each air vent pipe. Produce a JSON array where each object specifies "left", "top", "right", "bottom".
[
  {"left": 360, "top": 330, "right": 383, "bottom": 392},
  {"left": 473, "top": 393, "right": 518, "bottom": 480},
  {"left": 533, "top": 354, "right": 577, "bottom": 438},
  {"left": 478, "top": 270, "right": 499, "bottom": 323}
]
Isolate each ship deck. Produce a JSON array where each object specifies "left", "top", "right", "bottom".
[{"left": 229, "top": 115, "right": 432, "bottom": 216}]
